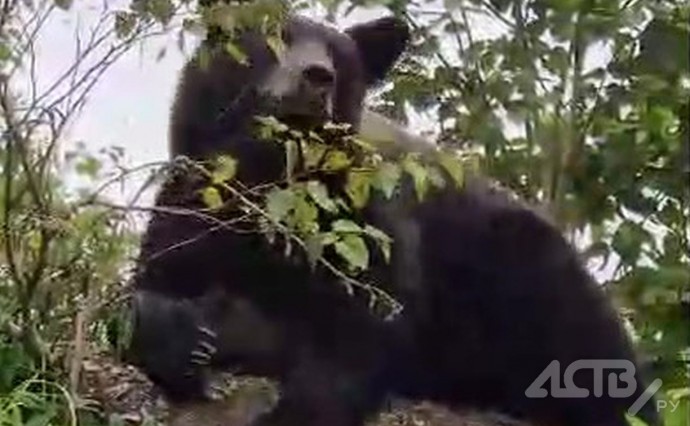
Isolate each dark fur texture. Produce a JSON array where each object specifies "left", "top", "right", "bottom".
[{"left": 129, "top": 15, "right": 659, "bottom": 426}]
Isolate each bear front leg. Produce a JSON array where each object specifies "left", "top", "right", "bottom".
[{"left": 129, "top": 290, "right": 221, "bottom": 402}]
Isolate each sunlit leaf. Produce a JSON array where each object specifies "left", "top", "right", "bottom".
[
  {"left": 612, "top": 222, "right": 649, "bottom": 266},
  {"left": 332, "top": 219, "right": 362, "bottom": 234},
  {"left": 323, "top": 150, "right": 352, "bottom": 172},
  {"left": 402, "top": 156, "right": 429, "bottom": 201},
  {"left": 345, "top": 171, "right": 372, "bottom": 209},
  {"left": 266, "top": 34, "right": 285, "bottom": 58},
  {"left": 201, "top": 187, "right": 223, "bottom": 210},
  {"left": 334, "top": 235, "right": 369, "bottom": 271},
  {"left": 265, "top": 188, "right": 295, "bottom": 222},
  {"left": 437, "top": 151, "right": 464, "bottom": 188},
  {"left": 0, "top": 43, "right": 10, "bottom": 61},
  {"left": 225, "top": 41, "right": 248, "bottom": 65},
  {"left": 364, "top": 224, "right": 392, "bottom": 263},
  {"left": 114, "top": 12, "right": 137, "bottom": 39},
  {"left": 373, "top": 162, "right": 402, "bottom": 199},
  {"left": 149, "top": 0, "right": 174, "bottom": 25},
  {"left": 292, "top": 195, "right": 319, "bottom": 235},
  {"left": 306, "top": 181, "right": 337, "bottom": 213},
  {"left": 75, "top": 156, "right": 102, "bottom": 178},
  {"left": 211, "top": 155, "right": 237, "bottom": 184}
]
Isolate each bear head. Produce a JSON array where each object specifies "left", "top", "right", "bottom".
[{"left": 169, "top": 14, "right": 410, "bottom": 185}]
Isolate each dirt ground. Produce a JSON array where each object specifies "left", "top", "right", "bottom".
[{"left": 80, "top": 353, "right": 531, "bottom": 426}]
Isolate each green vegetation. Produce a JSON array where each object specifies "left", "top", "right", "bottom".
[{"left": 0, "top": 0, "right": 687, "bottom": 424}]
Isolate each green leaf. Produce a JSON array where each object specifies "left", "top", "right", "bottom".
[
  {"left": 364, "top": 224, "right": 392, "bottom": 263},
  {"left": 255, "top": 116, "right": 290, "bottom": 141},
  {"left": 211, "top": 155, "right": 237, "bottom": 184},
  {"left": 266, "top": 34, "right": 285, "bottom": 58},
  {"left": 373, "top": 162, "right": 402, "bottom": 199},
  {"left": 544, "top": 47, "right": 569, "bottom": 75},
  {"left": 646, "top": 106, "right": 675, "bottom": 137},
  {"left": 437, "top": 151, "right": 465, "bottom": 188},
  {"left": 350, "top": 135, "right": 376, "bottom": 152},
  {"left": 149, "top": 0, "right": 174, "bottom": 25},
  {"left": 438, "top": 151, "right": 465, "bottom": 188},
  {"left": 292, "top": 195, "right": 319, "bottom": 235},
  {"left": 427, "top": 165, "right": 447, "bottom": 189},
  {"left": 75, "top": 156, "right": 102, "bottom": 178},
  {"left": 225, "top": 41, "right": 248, "bottom": 65},
  {"left": 0, "top": 43, "right": 10, "bottom": 61},
  {"left": 402, "top": 156, "right": 430, "bottom": 201},
  {"left": 334, "top": 234, "right": 369, "bottom": 271},
  {"left": 363, "top": 224, "right": 391, "bottom": 243},
  {"left": 288, "top": 129, "right": 304, "bottom": 139},
  {"left": 25, "top": 409, "right": 57, "bottom": 426},
  {"left": 346, "top": 171, "right": 372, "bottom": 209},
  {"left": 114, "top": 12, "right": 136, "bottom": 39},
  {"left": 304, "top": 143, "right": 327, "bottom": 169},
  {"left": 332, "top": 219, "right": 362, "bottom": 234},
  {"left": 611, "top": 222, "right": 649, "bottom": 265},
  {"left": 306, "top": 181, "right": 337, "bottom": 213},
  {"left": 323, "top": 150, "right": 352, "bottom": 171},
  {"left": 201, "top": 187, "right": 223, "bottom": 209},
  {"left": 265, "top": 188, "right": 295, "bottom": 222},
  {"left": 319, "top": 231, "right": 338, "bottom": 247}
]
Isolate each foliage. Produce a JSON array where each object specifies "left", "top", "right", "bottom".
[
  {"left": 0, "top": 0, "right": 159, "bottom": 424},
  {"left": 186, "top": 116, "right": 475, "bottom": 315},
  {"left": 0, "top": 0, "right": 686, "bottom": 424}
]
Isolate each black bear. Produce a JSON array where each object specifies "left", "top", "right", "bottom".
[{"left": 129, "top": 13, "right": 660, "bottom": 426}]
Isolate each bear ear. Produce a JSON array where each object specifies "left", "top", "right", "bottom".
[{"left": 345, "top": 16, "right": 409, "bottom": 86}]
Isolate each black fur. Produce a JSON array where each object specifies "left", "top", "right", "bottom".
[{"left": 130, "top": 15, "right": 659, "bottom": 426}]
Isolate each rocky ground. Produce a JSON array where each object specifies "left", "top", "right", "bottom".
[{"left": 80, "top": 353, "right": 530, "bottom": 426}]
